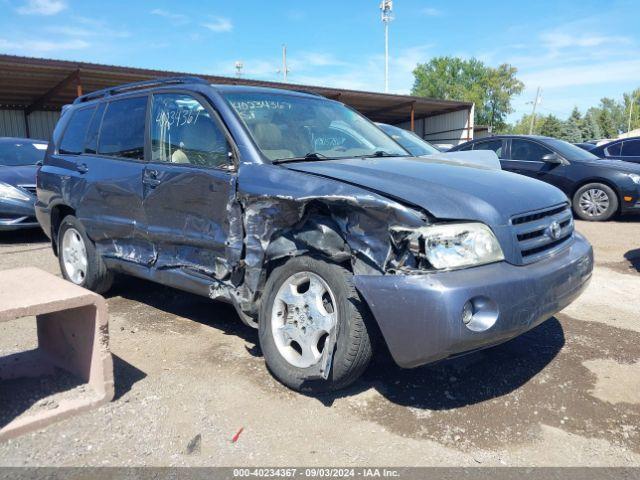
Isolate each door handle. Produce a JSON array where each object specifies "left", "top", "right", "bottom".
[{"left": 76, "top": 163, "right": 89, "bottom": 174}]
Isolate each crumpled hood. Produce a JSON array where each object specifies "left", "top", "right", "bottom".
[
  {"left": 284, "top": 157, "right": 568, "bottom": 226},
  {"left": 0, "top": 164, "right": 37, "bottom": 187}
]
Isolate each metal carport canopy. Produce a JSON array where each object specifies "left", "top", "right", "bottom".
[{"left": 0, "top": 54, "right": 472, "bottom": 127}]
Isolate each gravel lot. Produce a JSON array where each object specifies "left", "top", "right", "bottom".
[{"left": 0, "top": 217, "right": 639, "bottom": 466}]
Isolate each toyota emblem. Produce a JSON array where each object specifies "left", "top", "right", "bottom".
[{"left": 548, "top": 221, "right": 562, "bottom": 240}]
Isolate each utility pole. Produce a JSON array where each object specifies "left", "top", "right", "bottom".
[
  {"left": 278, "top": 44, "right": 290, "bottom": 82},
  {"left": 628, "top": 93, "right": 637, "bottom": 134},
  {"left": 528, "top": 87, "right": 542, "bottom": 135},
  {"left": 380, "top": 0, "right": 393, "bottom": 93}
]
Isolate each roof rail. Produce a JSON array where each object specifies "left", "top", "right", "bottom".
[{"left": 73, "top": 76, "right": 209, "bottom": 104}]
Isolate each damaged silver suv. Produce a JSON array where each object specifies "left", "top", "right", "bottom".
[{"left": 36, "top": 77, "right": 593, "bottom": 392}]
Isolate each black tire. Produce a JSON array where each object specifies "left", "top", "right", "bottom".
[
  {"left": 572, "top": 183, "right": 618, "bottom": 221},
  {"left": 57, "top": 215, "right": 113, "bottom": 294},
  {"left": 259, "top": 256, "right": 373, "bottom": 393}
]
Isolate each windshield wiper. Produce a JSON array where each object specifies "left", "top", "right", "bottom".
[
  {"left": 272, "top": 152, "right": 333, "bottom": 164},
  {"left": 361, "top": 150, "right": 408, "bottom": 158}
]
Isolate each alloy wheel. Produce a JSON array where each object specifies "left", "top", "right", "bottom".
[{"left": 271, "top": 271, "right": 337, "bottom": 368}]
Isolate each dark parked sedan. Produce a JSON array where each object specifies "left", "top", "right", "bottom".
[
  {"left": 451, "top": 135, "right": 640, "bottom": 221},
  {"left": 0, "top": 137, "right": 47, "bottom": 230},
  {"left": 589, "top": 136, "right": 640, "bottom": 165}
]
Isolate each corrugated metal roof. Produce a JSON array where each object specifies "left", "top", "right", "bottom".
[{"left": 0, "top": 54, "right": 472, "bottom": 124}]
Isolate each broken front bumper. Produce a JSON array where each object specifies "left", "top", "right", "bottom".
[{"left": 354, "top": 232, "right": 593, "bottom": 368}]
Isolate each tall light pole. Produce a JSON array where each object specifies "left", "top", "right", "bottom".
[
  {"left": 277, "top": 44, "right": 290, "bottom": 82},
  {"left": 234, "top": 61, "right": 244, "bottom": 78},
  {"left": 380, "top": 0, "right": 393, "bottom": 93},
  {"left": 528, "top": 86, "right": 542, "bottom": 135}
]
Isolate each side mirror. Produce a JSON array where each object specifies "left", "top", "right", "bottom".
[{"left": 542, "top": 153, "right": 562, "bottom": 164}]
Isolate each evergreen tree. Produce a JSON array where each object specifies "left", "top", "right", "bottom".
[
  {"left": 559, "top": 107, "right": 583, "bottom": 142},
  {"left": 537, "top": 115, "right": 563, "bottom": 138}
]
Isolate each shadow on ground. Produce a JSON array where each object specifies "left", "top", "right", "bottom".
[
  {"left": 319, "top": 318, "right": 565, "bottom": 410},
  {"left": 624, "top": 248, "right": 640, "bottom": 273},
  {"left": 0, "top": 354, "right": 145, "bottom": 431},
  {"left": 0, "top": 229, "right": 47, "bottom": 244},
  {"left": 106, "top": 275, "right": 562, "bottom": 410}
]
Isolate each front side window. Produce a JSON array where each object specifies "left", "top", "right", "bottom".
[
  {"left": 474, "top": 139, "right": 503, "bottom": 158},
  {"left": 621, "top": 140, "right": 640, "bottom": 156},
  {"left": 150, "top": 93, "right": 231, "bottom": 168},
  {"left": 509, "top": 139, "right": 551, "bottom": 162},
  {"left": 98, "top": 96, "right": 147, "bottom": 160},
  {"left": 222, "top": 91, "right": 409, "bottom": 161},
  {"left": 59, "top": 106, "right": 96, "bottom": 155}
]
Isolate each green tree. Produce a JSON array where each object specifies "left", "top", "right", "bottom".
[
  {"left": 412, "top": 56, "right": 524, "bottom": 131},
  {"left": 580, "top": 112, "right": 602, "bottom": 141},
  {"left": 537, "top": 115, "right": 563, "bottom": 138},
  {"left": 504, "top": 113, "right": 535, "bottom": 134},
  {"left": 559, "top": 107, "right": 583, "bottom": 143},
  {"left": 622, "top": 88, "right": 640, "bottom": 132}
]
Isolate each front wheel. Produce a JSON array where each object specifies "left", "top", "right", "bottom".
[
  {"left": 258, "top": 256, "right": 373, "bottom": 393},
  {"left": 572, "top": 183, "right": 618, "bottom": 221},
  {"left": 58, "top": 215, "right": 113, "bottom": 293}
]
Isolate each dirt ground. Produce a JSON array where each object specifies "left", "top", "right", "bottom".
[{"left": 0, "top": 217, "right": 639, "bottom": 467}]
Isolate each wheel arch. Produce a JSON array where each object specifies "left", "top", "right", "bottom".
[
  {"left": 570, "top": 178, "right": 623, "bottom": 213},
  {"left": 50, "top": 203, "right": 76, "bottom": 256}
]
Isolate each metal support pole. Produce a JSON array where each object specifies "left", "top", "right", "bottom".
[
  {"left": 76, "top": 74, "right": 83, "bottom": 97},
  {"left": 384, "top": 22, "right": 389, "bottom": 93},
  {"left": 410, "top": 103, "right": 415, "bottom": 132},
  {"left": 23, "top": 110, "right": 30, "bottom": 138}
]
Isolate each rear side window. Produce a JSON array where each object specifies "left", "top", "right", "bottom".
[
  {"left": 474, "top": 139, "right": 503, "bottom": 158},
  {"left": 457, "top": 143, "right": 473, "bottom": 151},
  {"left": 98, "top": 96, "right": 147, "bottom": 160},
  {"left": 59, "top": 106, "right": 96, "bottom": 155},
  {"left": 621, "top": 140, "right": 640, "bottom": 156},
  {"left": 84, "top": 103, "right": 106, "bottom": 154},
  {"left": 605, "top": 142, "right": 622, "bottom": 156}
]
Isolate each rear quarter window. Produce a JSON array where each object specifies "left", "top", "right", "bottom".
[
  {"left": 59, "top": 106, "right": 96, "bottom": 155},
  {"left": 98, "top": 96, "right": 147, "bottom": 160},
  {"left": 621, "top": 140, "right": 640, "bottom": 156}
]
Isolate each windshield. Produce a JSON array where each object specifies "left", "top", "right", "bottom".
[
  {"left": 545, "top": 138, "right": 600, "bottom": 161},
  {"left": 222, "top": 92, "right": 409, "bottom": 162},
  {"left": 378, "top": 123, "right": 439, "bottom": 156},
  {"left": 0, "top": 140, "right": 47, "bottom": 166}
]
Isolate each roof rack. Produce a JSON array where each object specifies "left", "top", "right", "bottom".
[{"left": 73, "top": 76, "right": 209, "bottom": 104}]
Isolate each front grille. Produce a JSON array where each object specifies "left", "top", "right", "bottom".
[
  {"left": 511, "top": 203, "right": 574, "bottom": 264},
  {"left": 18, "top": 184, "right": 37, "bottom": 196}
]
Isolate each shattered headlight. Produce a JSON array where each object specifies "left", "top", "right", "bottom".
[
  {"left": 0, "top": 182, "right": 31, "bottom": 202},
  {"left": 408, "top": 222, "right": 504, "bottom": 270}
]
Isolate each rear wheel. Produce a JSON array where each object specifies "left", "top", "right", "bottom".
[
  {"left": 58, "top": 215, "right": 113, "bottom": 293},
  {"left": 259, "top": 256, "right": 373, "bottom": 393},
  {"left": 572, "top": 183, "right": 618, "bottom": 221}
]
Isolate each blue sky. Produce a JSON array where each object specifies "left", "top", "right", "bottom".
[{"left": 0, "top": 0, "right": 638, "bottom": 122}]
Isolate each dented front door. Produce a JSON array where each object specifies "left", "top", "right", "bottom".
[{"left": 142, "top": 92, "right": 236, "bottom": 279}]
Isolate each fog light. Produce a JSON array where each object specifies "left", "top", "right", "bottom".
[{"left": 462, "top": 301, "right": 474, "bottom": 325}]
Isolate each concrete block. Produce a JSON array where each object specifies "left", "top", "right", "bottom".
[{"left": 0, "top": 267, "right": 114, "bottom": 440}]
